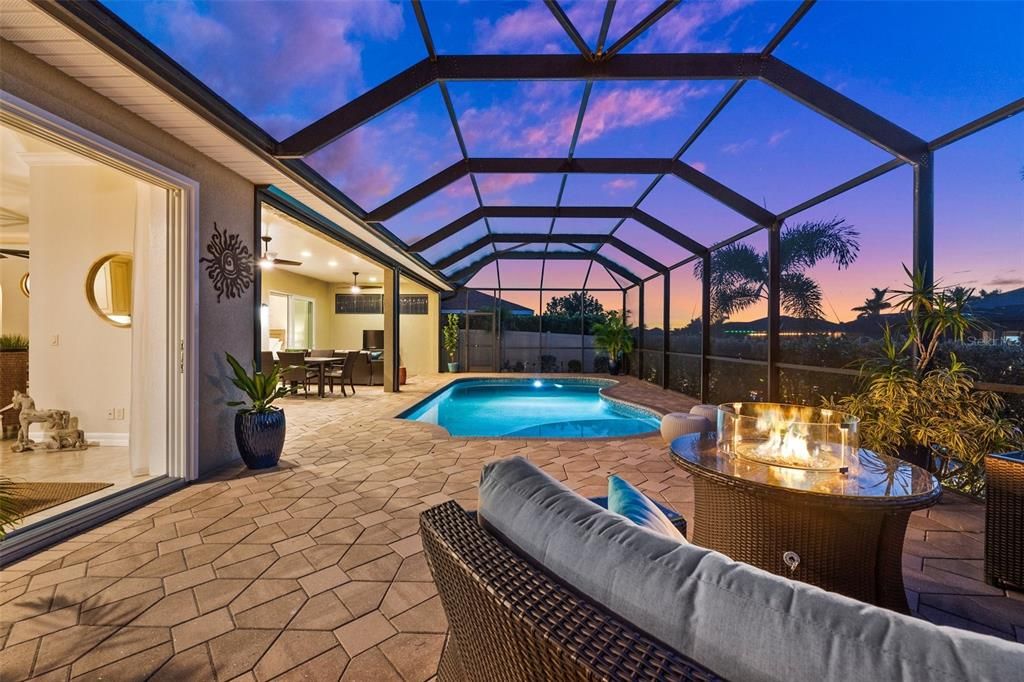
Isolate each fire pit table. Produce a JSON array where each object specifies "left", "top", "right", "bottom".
[{"left": 669, "top": 403, "right": 940, "bottom": 613}]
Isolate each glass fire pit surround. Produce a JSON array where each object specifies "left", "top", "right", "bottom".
[{"left": 717, "top": 402, "right": 858, "bottom": 473}]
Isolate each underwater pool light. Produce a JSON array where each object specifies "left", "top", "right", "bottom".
[{"left": 533, "top": 380, "right": 543, "bottom": 388}]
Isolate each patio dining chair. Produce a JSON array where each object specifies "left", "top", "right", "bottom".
[
  {"left": 276, "top": 351, "right": 310, "bottom": 398},
  {"left": 326, "top": 350, "right": 360, "bottom": 396},
  {"left": 260, "top": 351, "right": 275, "bottom": 372}
]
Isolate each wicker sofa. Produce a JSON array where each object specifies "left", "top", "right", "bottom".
[
  {"left": 420, "top": 502, "right": 718, "bottom": 681},
  {"left": 422, "top": 457, "right": 1023, "bottom": 682},
  {"left": 335, "top": 350, "right": 382, "bottom": 386}
]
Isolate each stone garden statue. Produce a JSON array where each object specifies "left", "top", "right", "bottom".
[{"left": 0, "top": 390, "right": 92, "bottom": 452}]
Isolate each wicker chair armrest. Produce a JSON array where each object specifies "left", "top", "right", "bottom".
[{"left": 420, "top": 501, "right": 722, "bottom": 681}]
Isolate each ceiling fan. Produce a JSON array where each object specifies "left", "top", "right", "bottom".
[
  {"left": 0, "top": 248, "right": 29, "bottom": 259},
  {"left": 349, "top": 272, "right": 383, "bottom": 293},
  {"left": 258, "top": 233, "right": 301, "bottom": 269}
]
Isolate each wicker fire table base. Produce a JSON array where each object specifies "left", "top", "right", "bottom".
[
  {"left": 690, "top": 477, "right": 915, "bottom": 612},
  {"left": 671, "top": 433, "right": 941, "bottom": 613}
]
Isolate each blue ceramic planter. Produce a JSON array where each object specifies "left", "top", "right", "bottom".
[{"left": 234, "top": 409, "right": 285, "bottom": 469}]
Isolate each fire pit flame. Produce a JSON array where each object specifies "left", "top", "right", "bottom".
[{"left": 718, "top": 403, "right": 857, "bottom": 473}]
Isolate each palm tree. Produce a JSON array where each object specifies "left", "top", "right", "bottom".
[
  {"left": 592, "top": 311, "right": 634, "bottom": 375},
  {"left": 694, "top": 218, "right": 860, "bottom": 322},
  {"left": 852, "top": 288, "right": 891, "bottom": 319}
]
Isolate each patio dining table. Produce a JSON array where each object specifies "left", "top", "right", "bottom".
[
  {"left": 302, "top": 356, "right": 340, "bottom": 399},
  {"left": 670, "top": 432, "right": 941, "bottom": 613}
]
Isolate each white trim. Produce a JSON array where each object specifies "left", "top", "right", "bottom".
[
  {"left": 87, "top": 432, "right": 130, "bottom": 447},
  {"left": 1, "top": 90, "right": 199, "bottom": 483}
]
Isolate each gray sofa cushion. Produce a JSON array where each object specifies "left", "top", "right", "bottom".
[{"left": 477, "top": 456, "right": 1024, "bottom": 682}]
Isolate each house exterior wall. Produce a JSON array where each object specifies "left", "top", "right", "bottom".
[{"left": 1, "top": 38, "right": 255, "bottom": 475}]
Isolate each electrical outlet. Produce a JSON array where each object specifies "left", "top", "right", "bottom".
[{"left": 107, "top": 408, "right": 115, "bottom": 420}]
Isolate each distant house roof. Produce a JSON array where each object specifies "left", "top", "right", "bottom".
[
  {"left": 717, "top": 316, "right": 845, "bottom": 334},
  {"left": 967, "top": 287, "right": 1024, "bottom": 329},
  {"left": 440, "top": 288, "right": 534, "bottom": 315}
]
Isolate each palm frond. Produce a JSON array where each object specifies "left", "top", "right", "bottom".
[
  {"left": 780, "top": 218, "right": 860, "bottom": 272},
  {"left": 780, "top": 271, "right": 824, "bottom": 319}
]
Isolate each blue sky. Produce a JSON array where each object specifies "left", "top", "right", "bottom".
[{"left": 104, "top": 0, "right": 1023, "bottom": 320}]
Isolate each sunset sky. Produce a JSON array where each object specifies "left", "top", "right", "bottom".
[{"left": 106, "top": 0, "right": 1023, "bottom": 326}]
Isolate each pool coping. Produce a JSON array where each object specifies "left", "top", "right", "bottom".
[{"left": 393, "top": 375, "right": 664, "bottom": 441}]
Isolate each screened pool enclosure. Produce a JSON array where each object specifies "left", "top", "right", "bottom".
[{"left": 95, "top": 0, "right": 1023, "bottom": 408}]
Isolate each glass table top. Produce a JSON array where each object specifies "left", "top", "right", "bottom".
[{"left": 670, "top": 432, "right": 940, "bottom": 503}]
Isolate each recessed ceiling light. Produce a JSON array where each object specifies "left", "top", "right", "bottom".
[
  {"left": 327, "top": 260, "right": 338, "bottom": 267},
  {"left": 300, "top": 250, "right": 312, "bottom": 258},
  {"left": 368, "top": 276, "right": 378, "bottom": 282}
]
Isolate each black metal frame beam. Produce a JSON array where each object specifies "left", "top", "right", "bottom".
[
  {"left": 434, "top": 233, "right": 666, "bottom": 274},
  {"left": 759, "top": 57, "right": 927, "bottom": 163},
  {"left": 278, "top": 54, "right": 927, "bottom": 165},
  {"left": 409, "top": 206, "right": 708, "bottom": 255},
  {"left": 604, "top": 0, "right": 679, "bottom": 59},
  {"left": 544, "top": 0, "right": 593, "bottom": 59},
  {"left": 367, "top": 157, "right": 776, "bottom": 227},
  {"left": 448, "top": 251, "right": 641, "bottom": 286},
  {"left": 277, "top": 54, "right": 764, "bottom": 156}
]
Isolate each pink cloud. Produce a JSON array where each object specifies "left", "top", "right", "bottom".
[
  {"left": 458, "top": 94, "right": 578, "bottom": 156},
  {"left": 306, "top": 126, "right": 402, "bottom": 204},
  {"left": 721, "top": 138, "right": 756, "bottom": 155},
  {"left": 443, "top": 174, "right": 538, "bottom": 200},
  {"left": 603, "top": 178, "right": 638, "bottom": 192},
  {"left": 473, "top": 4, "right": 567, "bottom": 54},
  {"left": 690, "top": 161, "right": 709, "bottom": 173},
  {"left": 579, "top": 84, "right": 711, "bottom": 143},
  {"left": 139, "top": 1, "right": 406, "bottom": 137},
  {"left": 633, "top": 0, "right": 756, "bottom": 52},
  {"left": 767, "top": 129, "right": 791, "bottom": 147}
]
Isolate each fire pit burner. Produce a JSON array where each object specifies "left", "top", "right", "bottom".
[{"left": 717, "top": 402, "right": 858, "bottom": 473}]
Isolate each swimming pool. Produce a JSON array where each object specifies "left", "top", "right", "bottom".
[{"left": 399, "top": 378, "right": 661, "bottom": 438}]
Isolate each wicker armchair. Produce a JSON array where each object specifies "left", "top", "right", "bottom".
[
  {"left": 985, "top": 452, "right": 1024, "bottom": 591},
  {"left": 420, "top": 501, "right": 721, "bottom": 682}
]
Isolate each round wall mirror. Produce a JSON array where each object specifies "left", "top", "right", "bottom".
[
  {"left": 86, "top": 253, "right": 133, "bottom": 327},
  {"left": 19, "top": 273, "right": 29, "bottom": 298}
]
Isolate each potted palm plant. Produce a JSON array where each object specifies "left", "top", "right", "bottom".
[
  {"left": 443, "top": 313, "right": 460, "bottom": 373},
  {"left": 225, "top": 352, "right": 289, "bottom": 469},
  {"left": 592, "top": 311, "right": 634, "bottom": 376}
]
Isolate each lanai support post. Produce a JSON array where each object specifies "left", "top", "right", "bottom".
[
  {"left": 637, "top": 281, "right": 645, "bottom": 380},
  {"left": 767, "top": 221, "right": 782, "bottom": 402},
  {"left": 914, "top": 151, "right": 935, "bottom": 291},
  {"left": 662, "top": 270, "right": 671, "bottom": 389},
  {"left": 384, "top": 266, "right": 401, "bottom": 393},
  {"left": 700, "top": 253, "right": 711, "bottom": 402}
]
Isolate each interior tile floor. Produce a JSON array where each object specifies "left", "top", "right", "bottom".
[
  {"left": 0, "top": 441, "right": 154, "bottom": 528},
  {"left": 0, "top": 374, "right": 1019, "bottom": 681}
]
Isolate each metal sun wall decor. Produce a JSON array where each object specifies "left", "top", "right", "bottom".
[{"left": 201, "top": 222, "right": 253, "bottom": 303}]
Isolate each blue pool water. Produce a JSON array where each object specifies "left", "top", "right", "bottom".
[{"left": 400, "top": 379, "right": 661, "bottom": 438}]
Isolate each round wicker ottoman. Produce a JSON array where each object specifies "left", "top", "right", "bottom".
[
  {"left": 688, "top": 404, "right": 720, "bottom": 424},
  {"left": 660, "top": 413, "right": 713, "bottom": 444}
]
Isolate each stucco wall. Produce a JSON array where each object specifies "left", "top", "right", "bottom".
[{"left": 1, "top": 38, "right": 254, "bottom": 475}]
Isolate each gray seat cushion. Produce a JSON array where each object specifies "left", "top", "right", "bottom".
[{"left": 477, "top": 456, "right": 1024, "bottom": 682}]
